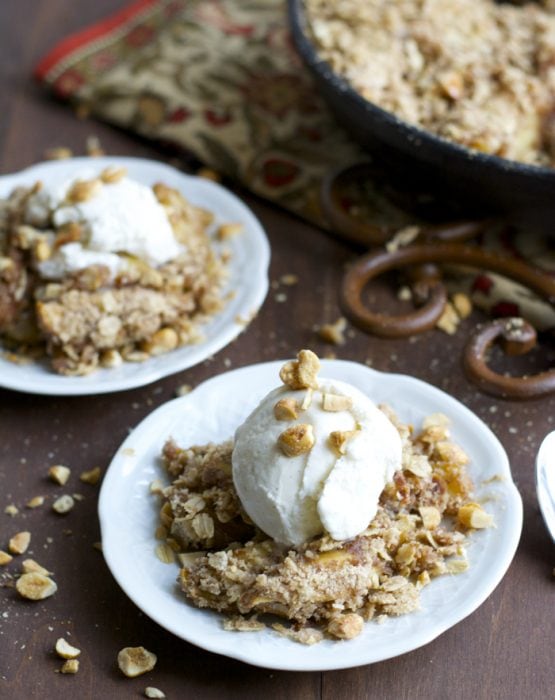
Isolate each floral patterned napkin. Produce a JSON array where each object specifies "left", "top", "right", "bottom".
[{"left": 35, "top": 0, "right": 554, "bottom": 329}]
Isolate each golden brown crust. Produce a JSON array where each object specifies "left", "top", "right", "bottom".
[{"left": 306, "top": 0, "right": 555, "bottom": 166}]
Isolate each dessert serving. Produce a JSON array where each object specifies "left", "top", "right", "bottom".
[
  {"left": 154, "top": 350, "right": 494, "bottom": 643},
  {"left": 305, "top": 0, "right": 555, "bottom": 166},
  {"left": 0, "top": 164, "right": 229, "bottom": 375}
]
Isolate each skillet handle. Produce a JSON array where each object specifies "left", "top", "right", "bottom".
[
  {"left": 463, "top": 319, "right": 555, "bottom": 399},
  {"left": 341, "top": 247, "right": 448, "bottom": 337},
  {"left": 341, "top": 243, "right": 555, "bottom": 400}
]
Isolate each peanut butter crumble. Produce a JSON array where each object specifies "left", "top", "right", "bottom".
[
  {"left": 306, "top": 0, "right": 555, "bottom": 166},
  {"left": 154, "top": 408, "right": 492, "bottom": 642}
]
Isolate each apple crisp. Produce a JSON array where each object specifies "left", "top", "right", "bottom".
[
  {"left": 155, "top": 409, "right": 492, "bottom": 643},
  {"left": 305, "top": 0, "right": 555, "bottom": 166},
  {"left": 0, "top": 172, "right": 228, "bottom": 375}
]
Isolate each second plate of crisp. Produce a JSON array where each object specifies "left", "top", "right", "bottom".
[{"left": 0, "top": 157, "right": 269, "bottom": 395}]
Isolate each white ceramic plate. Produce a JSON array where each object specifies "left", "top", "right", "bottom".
[
  {"left": 99, "top": 360, "right": 522, "bottom": 671},
  {"left": 0, "top": 157, "right": 270, "bottom": 395},
  {"left": 536, "top": 431, "right": 555, "bottom": 543}
]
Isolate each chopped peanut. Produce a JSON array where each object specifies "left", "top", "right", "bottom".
[
  {"left": 446, "top": 558, "right": 469, "bottom": 574},
  {"left": 55, "top": 638, "right": 81, "bottom": 659},
  {"left": 279, "top": 349, "right": 320, "bottom": 390},
  {"left": 419, "top": 506, "right": 441, "bottom": 530},
  {"left": 14, "top": 224, "right": 37, "bottom": 249},
  {"left": 54, "top": 222, "right": 82, "bottom": 248},
  {"left": 435, "top": 441, "right": 469, "bottom": 465},
  {"left": 117, "top": 647, "right": 157, "bottom": 677},
  {"left": 327, "top": 613, "right": 364, "bottom": 640},
  {"left": 145, "top": 687, "right": 166, "bottom": 699},
  {"left": 21, "top": 559, "right": 50, "bottom": 575},
  {"left": 0, "top": 257, "right": 14, "bottom": 272},
  {"left": 48, "top": 465, "right": 71, "bottom": 485},
  {"left": 436, "top": 302, "right": 459, "bottom": 335},
  {"left": 52, "top": 495, "right": 74, "bottom": 514},
  {"left": 26, "top": 496, "right": 45, "bottom": 509},
  {"left": 322, "top": 393, "right": 352, "bottom": 412},
  {"left": 100, "top": 349, "right": 123, "bottom": 368},
  {"left": 280, "top": 273, "right": 298, "bottom": 286},
  {"left": 318, "top": 317, "right": 347, "bottom": 345},
  {"left": 422, "top": 413, "right": 450, "bottom": 430},
  {"left": 16, "top": 572, "right": 57, "bottom": 600},
  {"left": 34, "top": 239, "right": 52, "bottom": 262},
  {"left": 386, "top": 225, "right": 420, "bottom": 253},
  {"left": 457, "top": 503, "right": 494, "bottom": 529},
  {"left": 149, "top": 480, "right": 164, "bottom": 495},
  {"left": 67, "top": 178, "right": 102, "bottom": 204},
  {"left": 142, "top": 328, "right": 179, "bottom": 356},
  {"left": 274, "top": 398, "right": 299, "bottom": 421},
  {"left": 79, "top": 467, "right": 102, "bottom": 485},
  {"left": 8, "top": 531, "right": 31, "bottom": 555},
  {"left": 100, "top": 166, "right": 127, "bottom": 184},
  {"left": 328, "top": 429, "right": 358, "bottom": 456},
  {"left": 60, "top": 659, "right": 80, "bottom": 674},
  {"left": 217, "top": 223, "right": 243, "bottom": 240},
  {"left": 0, "top": 551, "right": 13, "bottom": 566},
  {"left": 278, "top": 424, "right": 315, "bottom": 457},
  {"left": 405, "top": 455, "right": 432, "bottom": 478},
  {"left": 452, "top": 292, "right": 472, "bottom": 319}
]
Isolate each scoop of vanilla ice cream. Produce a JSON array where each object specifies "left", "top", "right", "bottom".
[
  {"left": 25, "top": 168, "right": 182, "bottom": 280},
  {"left": 232, "top": 378, "right": 402, "bottom": 546}
]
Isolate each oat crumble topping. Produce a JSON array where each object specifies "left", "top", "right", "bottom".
[{"left": 306, "top": 0, "right": 555, "bottom": 166}]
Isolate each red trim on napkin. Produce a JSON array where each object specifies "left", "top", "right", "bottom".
[{"left": 35, "top": 0, "right": 158, "bottom": 81}]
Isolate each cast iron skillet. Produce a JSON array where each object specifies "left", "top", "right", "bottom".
[{"left": 288, "top": 0, "right": 555, "bottom": 224}]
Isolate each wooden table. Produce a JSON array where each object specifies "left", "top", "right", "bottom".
[{"left": 0, "top": 2, "right": 553, "bottom": 698}]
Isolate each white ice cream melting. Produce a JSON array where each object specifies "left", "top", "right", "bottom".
[
  {"left": 232, "top": 378, "right": 402, "bottom": 546},
  {"left": 25, "top": 169, "right": 182, "bottom": 279}
]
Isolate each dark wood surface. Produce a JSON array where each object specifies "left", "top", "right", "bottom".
[{"left": 0, "top": 2, "right": 553, "bottom": 698}]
